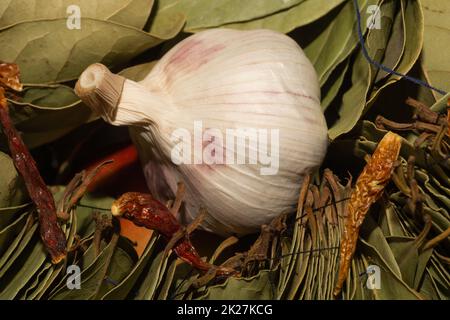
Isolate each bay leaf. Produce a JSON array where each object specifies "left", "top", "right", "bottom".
[
  {"left": 157, "top": 258, "right": 182, "bottom": 300},
  {"left": 0, "top": 230, "right": 47, "bottom": 299},
  {"left": 386, "top": 236, "right": 420, "bottom": 288},
  {"left": 118, "top": 61, "right": 158, "bottom": 82},
  {"left": 0, "top": 211, "right": 29, "bottom": 264},
  {"left": 93, "top": 244, "right": 136, "bottom": 299},
  {"left": 50, "top": 237, "right": 118, "bottom": 300},
  {"left": 0, "top": 203, "right": 30, "bottom": 231},
  {"left": 303, "top": 0, "right": 370, "bottom": 86},
  {"left": 101, "top": 235, "right": 158, "bottom": 299},
  {"left": 197, "top": 270, "right": 274, "bottom": 300},
  {"left": 135, "top": 248, "right": 170, "bottom": 300},
  {"left": 151, "top": 0, "right": 307, "bottom": 32},
  {"left": 0, "top": 152, "right": 27, "bottom": 208},
  {"left": 374, "top": 1, "right": 405, "bottom": 82},
  {"left": 421, "top": 0, "right": 450, "bottom": 100},
  {"left": 321, "top": 59, "right": 350, "bottom": 111},
  {"left": 209, "top": 0, "right": 346, "bottom": 34},
  {"left": 0, "top": 17, "right": 184, "bottom": 84},
  {"left": 327, "top": 51, "right": 372, "bottom": 139},
  {"left": 0, "top": 0, "right": 154, "bottom": 29},
  {"left": 367, "top": 0, "right": 424, "bottom": 105},
  {"left": 359, "top": 239, "right": 423, "bottom": 299}
]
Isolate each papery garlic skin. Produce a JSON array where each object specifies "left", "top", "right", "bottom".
[{"left": 76, "top": 29, "right": 328, "bottom": 236}]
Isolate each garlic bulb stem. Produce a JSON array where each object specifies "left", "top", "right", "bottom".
[
  {"left": 76, "top": 64, "right": 174, "bottom": 128},
  {"left": 75, "top": 63, "right": 125, "bottom": 122}
]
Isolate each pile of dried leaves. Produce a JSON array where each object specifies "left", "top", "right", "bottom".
[{"left": 0, "top": 0, "right": 449, "bottom": 299}]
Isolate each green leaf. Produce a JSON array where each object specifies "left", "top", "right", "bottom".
[
  {"left": 0, "top": 203, "right": 30, "bottom": 231},
  {"left": 374, "top": 2, "right": 405, "bottom": 82},
  {"left": 0, "top": 0, "right": 154, "bottom": 29},
  {"left": 118, "top": 61, "right": 158, "bottom": 82},
  {"left": 421, "top": 0, "right": 450, "bottom": 100},
  {"left": 0, "top": 17, "right": 184, "bottom": 84},
  {"left": 50, "top": 236, "right": 121, "bottom": 300},
  {"left": 151, "top": 0, "right": 308, "bottom": 32},
  {"left": 10, "top": 85, "right": 81, "bottom": 110},
  {"left": 157, "top": 258, "right": 181, "bottom": 300},
  {"left": 94, "top": 243, "right": 137, "bottom": 299},
  {"left": 197, "top": 270, "right": 275, "bottom": 300},
  {"left": 0, "top": 152, "right": 27, "bottom": 208},
  {"left": 0, "top": 212, "right": 30, "bottom": 267},
  {"left": 214, "top": 0, "right": 346, "bottom": 34},
  {"left": 359, "top": 239, "right": 423, "bottom": 299},
  {"left": 135, "top": 247, "right": 170, "bottom": 300},
  {"left": 327, "top": 51, "right": 372, "bottom": 139},
  {"left": 368, "top": 0, "right": 424, "bottom": 105},
  {"left": 101, "top": 235, "right": 158, "bottom": 299},
  {"left": 10, "top": 103, "right": 94, "bottom": 148},
  {"left": 387, "top": 236, "right": 420, "bottom": 288},
  {"left": 361, "top": 215, "right": 402, "bottom": 278},
  {"left": 303, "top": 0, "right": 369, "bottom": 86},
  {"left": 0, "top": 229, "right": 47, "bottom": 299},
  {"left": 321, "top": 59, "right": 350, "bottom": 111}
]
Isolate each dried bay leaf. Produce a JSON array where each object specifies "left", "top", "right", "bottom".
[
  {"left": 0, "top": 228, "right": 47, "bottom": 299},
  {"left": 151, "top": 0, "right": 307, "bottom": 32},
  {"left": 0, "top": 0, "right": 154, "bottom": 29},
  {"left": 118, "top": 61, "right": 158, "bottom": 82},
  {"left": 368, "top": 0, "right": 424, "bottom": 105},
  {"left": 135, "top": 245, "right": 171, "bottom": 300},
  {"left": 197, "top": 270, "right": 274, "bottom": 300},
  {"left": 209, "top": 0, "right": 346, "bottom": 34},
  {"left": 374, "top": 2, "right": 405, "bottom": 82},
  {"left": 0, "top": 151, "right": 27, "bottom": 208},
  {"left": 0, "top": 211, "right": 30, "bottom": 262},
  {"left": 101, "top": 235, "right": 159, "bottom": 299},
  {"left": 421, "top": 0, "right": 450, "bottom": 99},
  {"left": 321, "top": 59, "right": 350, "bottom": 111},
  {"left": 327, "top": 51, "right": 372, "bottom": 139},
  {"left": 303, "top": 0, "right": 370, "bottom": 86},
  {"left": 0, "top": 17, "right": 184, "bottom": 84}
]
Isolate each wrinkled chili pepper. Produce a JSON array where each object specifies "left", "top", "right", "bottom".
[
  {"left": 333, "top": 131, "right": 402, "bottom": 297},
  {"left": 111, "top": 192, "right": 235, "bottom": 276},
  {"left": 0, "top": 88, "right": 66, "bottom": 264}
]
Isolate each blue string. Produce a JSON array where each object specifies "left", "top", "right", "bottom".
[{"left": 353, "top": 0, "right": 447, "bottom": 96}]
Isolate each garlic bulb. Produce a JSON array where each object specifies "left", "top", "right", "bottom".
[{"left": 75, "top": 28, "right": 328, "bottom": 236}]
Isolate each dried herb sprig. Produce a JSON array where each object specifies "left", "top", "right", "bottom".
[{"left": 333, "top": 131, "right": 402, "bottom": 297}]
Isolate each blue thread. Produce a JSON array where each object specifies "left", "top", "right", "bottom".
[{"left": 353, "top": 0, "right": 447, "bottom": 96}]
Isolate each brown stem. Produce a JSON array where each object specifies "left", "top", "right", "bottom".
[
  {"left": 406, "top": 97, "right": 444, "bottom": 125},
  {"left": 422, "top": 227, "right": 450, "bottom": 251}
]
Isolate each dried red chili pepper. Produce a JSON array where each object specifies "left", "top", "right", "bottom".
[
  {"left": 333, "top": 131, "right": 402, "bottom": 297},
  {"left": 0, "top": 87, "right": 66, "bottom": 264},
  {"left": 111, "top": 192, "right": 235, "bottom": 276}
]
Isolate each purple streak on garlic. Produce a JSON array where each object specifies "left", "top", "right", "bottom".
[{"left": 75, "top": 29, "right": 328, "bottom": 236}]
